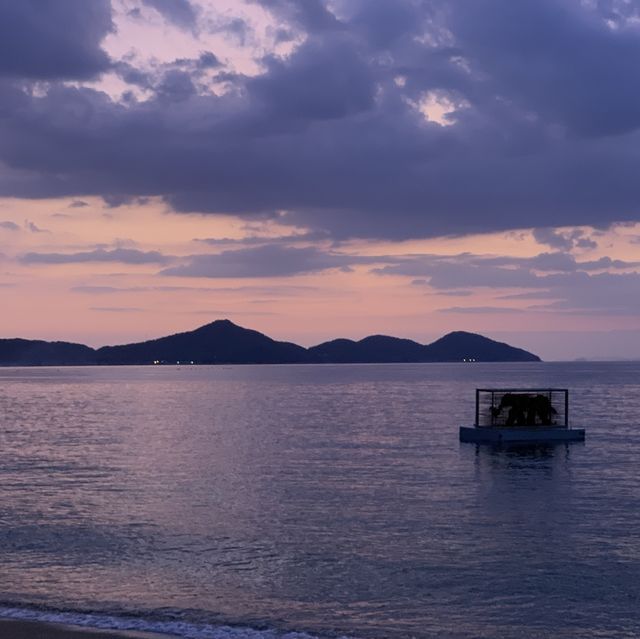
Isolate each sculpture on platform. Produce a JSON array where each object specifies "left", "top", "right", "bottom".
[{"left": 491, "top": 393, "right": 557, "bottom": 426}]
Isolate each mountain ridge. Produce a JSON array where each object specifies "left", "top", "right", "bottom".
[{"left": 0, "top": 319, "right": 541, "bottom": 365}]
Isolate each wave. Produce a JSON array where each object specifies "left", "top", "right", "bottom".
[{"left": 0, "top": 604, "right": 353, "bottom": 639}]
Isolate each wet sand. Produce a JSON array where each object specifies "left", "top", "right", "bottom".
[{"left": 0, "top": 619, "right": 174, "bottom": 639}]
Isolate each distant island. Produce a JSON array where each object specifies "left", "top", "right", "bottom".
[{"left": 0, "top": 320, "right": 541, "bottom": 366}]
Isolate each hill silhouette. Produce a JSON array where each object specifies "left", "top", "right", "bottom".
[
  {"left": 0, "top": 320, "right": 541, "bottom": 366},
  {"left": 309, "top": 335, "right": 427, "bottom": 363},
  {"left": 96, "top": 319, "right": 308, "bottom": 365},
  {"left": 420, "top": 331, "right": 538, "bottom": 363},
  {"left": 0, "top": 339, "right": 95, "bottom": 366},
  {"left": 309, "top": 331, "right": 538, "bottom": 363}
]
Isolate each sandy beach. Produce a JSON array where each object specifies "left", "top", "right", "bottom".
[{"left": 0, "top": 619, "right": 173, "bottom": 639}]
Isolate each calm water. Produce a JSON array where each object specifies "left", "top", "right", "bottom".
[{"left": 0, "top": 363, "right": 639, "bottom": 639}]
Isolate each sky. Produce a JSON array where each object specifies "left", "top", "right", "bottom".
[{"left": 1, "top": 0, "right": 640, "bottom": 360}]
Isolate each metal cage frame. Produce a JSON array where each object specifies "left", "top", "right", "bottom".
[{"left": 475, "top": 388, "right": 569, "bottom": 428}]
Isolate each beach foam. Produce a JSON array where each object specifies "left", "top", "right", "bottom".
[{"left": 0, "top": 606, "right": 352, "bottom": 639}]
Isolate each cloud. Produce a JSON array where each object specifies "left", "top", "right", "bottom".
[
  {"left": 194, "top": 51, "right": 222, "bottom": 70},
  {"left": 0, "top": 1, "right": 112, "bottom": 80},
  {"left": 161, "top": 244, "right": 381, "bottom": 278},
  {"left": 71, "top": 283, "right": 318, "bottom": 295},
  {"left": 347, "top": 0, "right": 426, "bottom": 48},
  {"left": 396, "top": 260, "right": 541, "bottom": 289},
  {"left": 0, "top": 221, "right": 19, "bottom": 231},
  {"left": 115, "top": 51, "right": 224, "bottom": 95},
  {"left": 438, "top": 306, "right": 526, "bottom": 314},
  {"left": 533, "top": 228, "right": 598, "bottom": 250},
  {"left": 1, "top": 1, "right": 640, "bottom": 240},
  {"left": 210, "top": 16, "right": 251, "bottom": 46},
  {"left": 248, "top": 35, "right": 376, "bottom": 123},
  {"left": 251, "top": 0, "right": 342, "bottom": 33},
  {"left": 194, "top": 230, "right": 330, "bottom": 247},
  {"left": 376, "top": 251, "right": 640, "bottom": 285},
  {"left": 141, "top": 0, "right": 198, "bottom": 32},
  {"left": 498, "top": 291, "right": 561, "bottom": 301},
  {"left": 429, "top": 288, "right": 474, "bottom": 297},
  {"left": 448, "top": 0, "right": 640, "bottom": 137},
  {"left": 21, "top": 248, "right": 172, "bottom": 265},
  {"left": 529, "top": 272, "right": 640, "bottom": 315},
  {"left": 24, "top": 220, "right": 49, "bottom": 233},
  {"left": 383, "top": 250, "right": 640, "bottom": 315},
  {"left": 155, "top": 69, "right": 197, "bottom": 101}
]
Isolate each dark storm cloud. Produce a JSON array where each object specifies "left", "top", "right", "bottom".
[
  {"left": 141, "top": 0, "right": 198, "bottom": 31},
  {"left": 0, "top": 1, "right": 112, "bottom": 80},
  {"left": 447, "top": 0, "right": 640, "bottom": 136},
  {"left": 2, "top": 0, "right": 640, "bottom": 239},
  {"left": 155, "top": 70, "right": 198, "bottom": 101},
  {"left": 347, "top": 0, "right": 427, "bottom": 48},
  {"left": 248, "top": 36, "right": 376, "bottom": 122},
  {"left": 22, "top": 248, "right": 172, "bottom": 265}
]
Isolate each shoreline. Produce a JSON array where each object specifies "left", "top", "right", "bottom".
[{"left": 0, "top": 619, "right": 175, "bottom": 639}]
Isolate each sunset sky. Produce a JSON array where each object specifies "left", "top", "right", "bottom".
[{"left": 2, "top": 0, "right": 640, "bottom": 360}]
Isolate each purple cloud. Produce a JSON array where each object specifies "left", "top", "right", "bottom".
[
  {"left": 161, "top": 244, "right": 386, "bottom": 278},
  {"left": 0, "top": 1, "right": 640, "bottom": 241},
  {"left": 0, "top": 1, "right": 112, "bottom": 80}
]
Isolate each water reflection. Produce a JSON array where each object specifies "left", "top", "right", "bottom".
[{"left": 474, "top": 440, "right": 582, "bottom": 460}]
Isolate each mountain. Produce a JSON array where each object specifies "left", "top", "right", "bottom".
[
  {"left": 421, "top": 331, "right": 540, "bottom": 362},
  {"left": 310, "top": 331, "right": 539, "bottom": 363},
  {"left": 96, "top": 319, "right": 309, "bottom": 365},
  {"left": 0, "top": 339, "right": 96, "bottom": 366},
  {"left": 309, "top": 335, "right": 426, "bottom": 363},
  {"left": 0, "top": 321, "right": 541, "bottom": 365}
]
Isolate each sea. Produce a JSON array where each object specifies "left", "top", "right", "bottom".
[{"left": 0, "top": 362, "right": 639, "bottom": 639}]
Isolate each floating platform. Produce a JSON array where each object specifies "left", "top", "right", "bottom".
[
  {"left": 459, "top": 388, "right": 585, "bottom": 444},
  {"left": 459, "top": 425, "right": 585, "bottom": 443}
]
